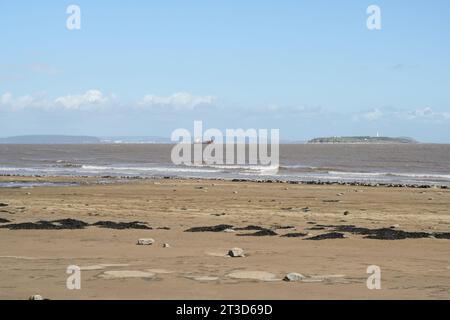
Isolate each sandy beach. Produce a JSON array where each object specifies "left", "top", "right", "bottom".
[{"left": 0, "top": 176, "right": 449, "bottom": 300}]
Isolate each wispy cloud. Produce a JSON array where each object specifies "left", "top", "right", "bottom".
[
  {"left": 354, "top": 107, "right": 450, "bottom": 122},
  {"left": 0, "top": 90, "right": 111, "bottom": 111},
  {"left": 138, "top": 92, "right": 217, "bottom": 111}
]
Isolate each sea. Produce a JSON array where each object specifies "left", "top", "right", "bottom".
[{"left": 0, "top": 144, "right": 449, "bottom": 186}]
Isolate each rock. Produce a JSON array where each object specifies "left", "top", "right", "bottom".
[
  {"left": 284, "top": 272, "right": 305, "bottom": 282},
  {"left": 29, "top": 295, "right": 44, "bottom": 300},
  {"left": 343, "top": 211, "right": 350, "bottom": 216},
  {"left": 337, "top": 193, "right": 344, "bottom": 196},
  {"left": 162, "top": 243, "right": 171, "bottom": 248},
  {"left": 223, "top": 228, "right": 235, "bottom": 233},
  {"left": 390, "top": 224, "right": 400, "bottom": 229},
  {"left": 228, "top": 248, "right": 245, "bottom": 257},
  {"left": 137, "top": 238, "right": 155, "bottom": 245},
  {"left": 233, "top": 191, "right": 238, "bottom": 194}
]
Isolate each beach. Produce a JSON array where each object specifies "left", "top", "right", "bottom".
[{"left": 1, "top": 176, "right": 449, "bottom": 300}]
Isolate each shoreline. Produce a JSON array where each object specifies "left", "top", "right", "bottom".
[{"left": 1, "top": 174, "right": 449, "bottom": 189}]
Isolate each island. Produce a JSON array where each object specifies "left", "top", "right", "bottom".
[{"left": 307, "top": 136, "right": 417, "bottom": 144}]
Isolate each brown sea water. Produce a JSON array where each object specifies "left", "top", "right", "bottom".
[{"left": 0, "top": 144, "right": 449, "bottom": 186}]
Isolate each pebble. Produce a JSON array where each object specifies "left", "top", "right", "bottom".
[
  {"left": 29, "top": 295, "right": 44, "bottom": 300},
  {"left": 283, "top": 272, "right": 305, "bottom": 282},
  {"left": 228, "top": 247, "right": 245, "bottom": 257},
  {"left": 137, "top": 238, "right": 155, "bottom": 245},
  {"left": 390, "top": 224, "right": 400, "bottom": 229},
  {"left": 162, "top": 243, "right": 171, "bottom": 248},
  {"left": 343, "top": 211, "right": 350, "bottom": 216},
  {"left": 223, "top": 228, "right": 235, "bottom": 233}
]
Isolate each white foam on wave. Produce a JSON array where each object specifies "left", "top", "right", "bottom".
[{"left": 328, "top": 171, "right": 450, "bottom": 180}]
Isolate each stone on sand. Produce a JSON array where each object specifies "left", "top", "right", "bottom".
[
  {"left": 283, "top": 272, "right": 305, "bottom": 282},
  {"left": 228, "top": 248, "right": 245, "bottom": 257},
  {"left": 29, "top": 295, "right": 44, "bottom": 300},
  {"left": 162, "top": 243, "right": 171, "bottom": 248},
  {"left": 137, "top": 238, "right": 155, "bottom": 245}
]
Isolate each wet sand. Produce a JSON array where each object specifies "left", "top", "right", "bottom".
[{"left": 0, "top": 176, "right": 449, "bottom": 299}]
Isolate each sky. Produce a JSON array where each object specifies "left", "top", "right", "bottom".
[{"left": 1, "top": 1, "right": 450, "bottom": 142}]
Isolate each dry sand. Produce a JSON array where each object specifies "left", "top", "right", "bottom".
[{"left": 0, "top": 176, "right": 449, "bottom": 299}]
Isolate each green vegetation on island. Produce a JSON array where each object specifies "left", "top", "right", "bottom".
[{"left": 308, "top": 136, "right": 417, "bottom": 144}]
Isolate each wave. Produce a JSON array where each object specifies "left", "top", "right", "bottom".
[
  {"left": 328, "top": 171, "right": 450, "bottom": 180},
  {"left": 189, "top": 163, "right": 280, "bottom": 175},
  {"left": 80, "top": 165, "right": 218, "bottom": 174}
]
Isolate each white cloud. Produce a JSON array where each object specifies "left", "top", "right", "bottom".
[
  {"left": 354, "top": 107, "right": 450, "bottom": 122},
  {"left": 0, "top": 90, "right": 110, "bottom": 111},
  {"left": 138, "top": 92, "right": 216, "bottom": 110},
  {"left": 0, "top": 92, "right": 48, "bottom": 110},
  {"left": 54, "top": 90, "right": 108, "bottom": 109}
]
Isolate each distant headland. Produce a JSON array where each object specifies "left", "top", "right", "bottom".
[{"left": 308, "top": 136, "right": 417, "bottom": 144}]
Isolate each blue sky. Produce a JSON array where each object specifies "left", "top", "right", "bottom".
[{"left": 1, "top": 1, "right": 450, "bottom": 142}]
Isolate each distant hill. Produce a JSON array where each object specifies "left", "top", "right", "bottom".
[
  {"left": 100, "top": 136, "right": 172, "bottom": 144},
  {"left": 0, "top": 135, "right": 101, "bottom": 144},
  {"left": 308, "top": 136, "right": 417, "bottom": 144}
]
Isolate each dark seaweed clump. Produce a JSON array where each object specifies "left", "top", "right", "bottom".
[
  {"left": 304, "top": 232, "right": 346, "bottom": 240},
  {"left": 307, "top": 226, "right": 326, "bottom": 230},
  {"left": 234, "top": 225, "right": 267, "bottom": 231},
  {"left": 433, "top": 233, "right": 450, "bottom": 239},
  {"left": 0, "top": 218, "right": 88, "bottom": 230},
  {"left": 91, "top": 221, "right": 151, "bottom": 230},
  {"left": 0, "top": 219, "right": 150, "bottom": 230},
  {"left": 237, "top": 229, "right": 278, "bottom": 236},
  {"left": 331, "top": 225, "right": 431, "bottom": 240},
  {"left": 185, "top": 224, "right": 234, "bottom": 232},
  {"left": 281, "top": 232, "right": 308, "bottom": 238}
]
